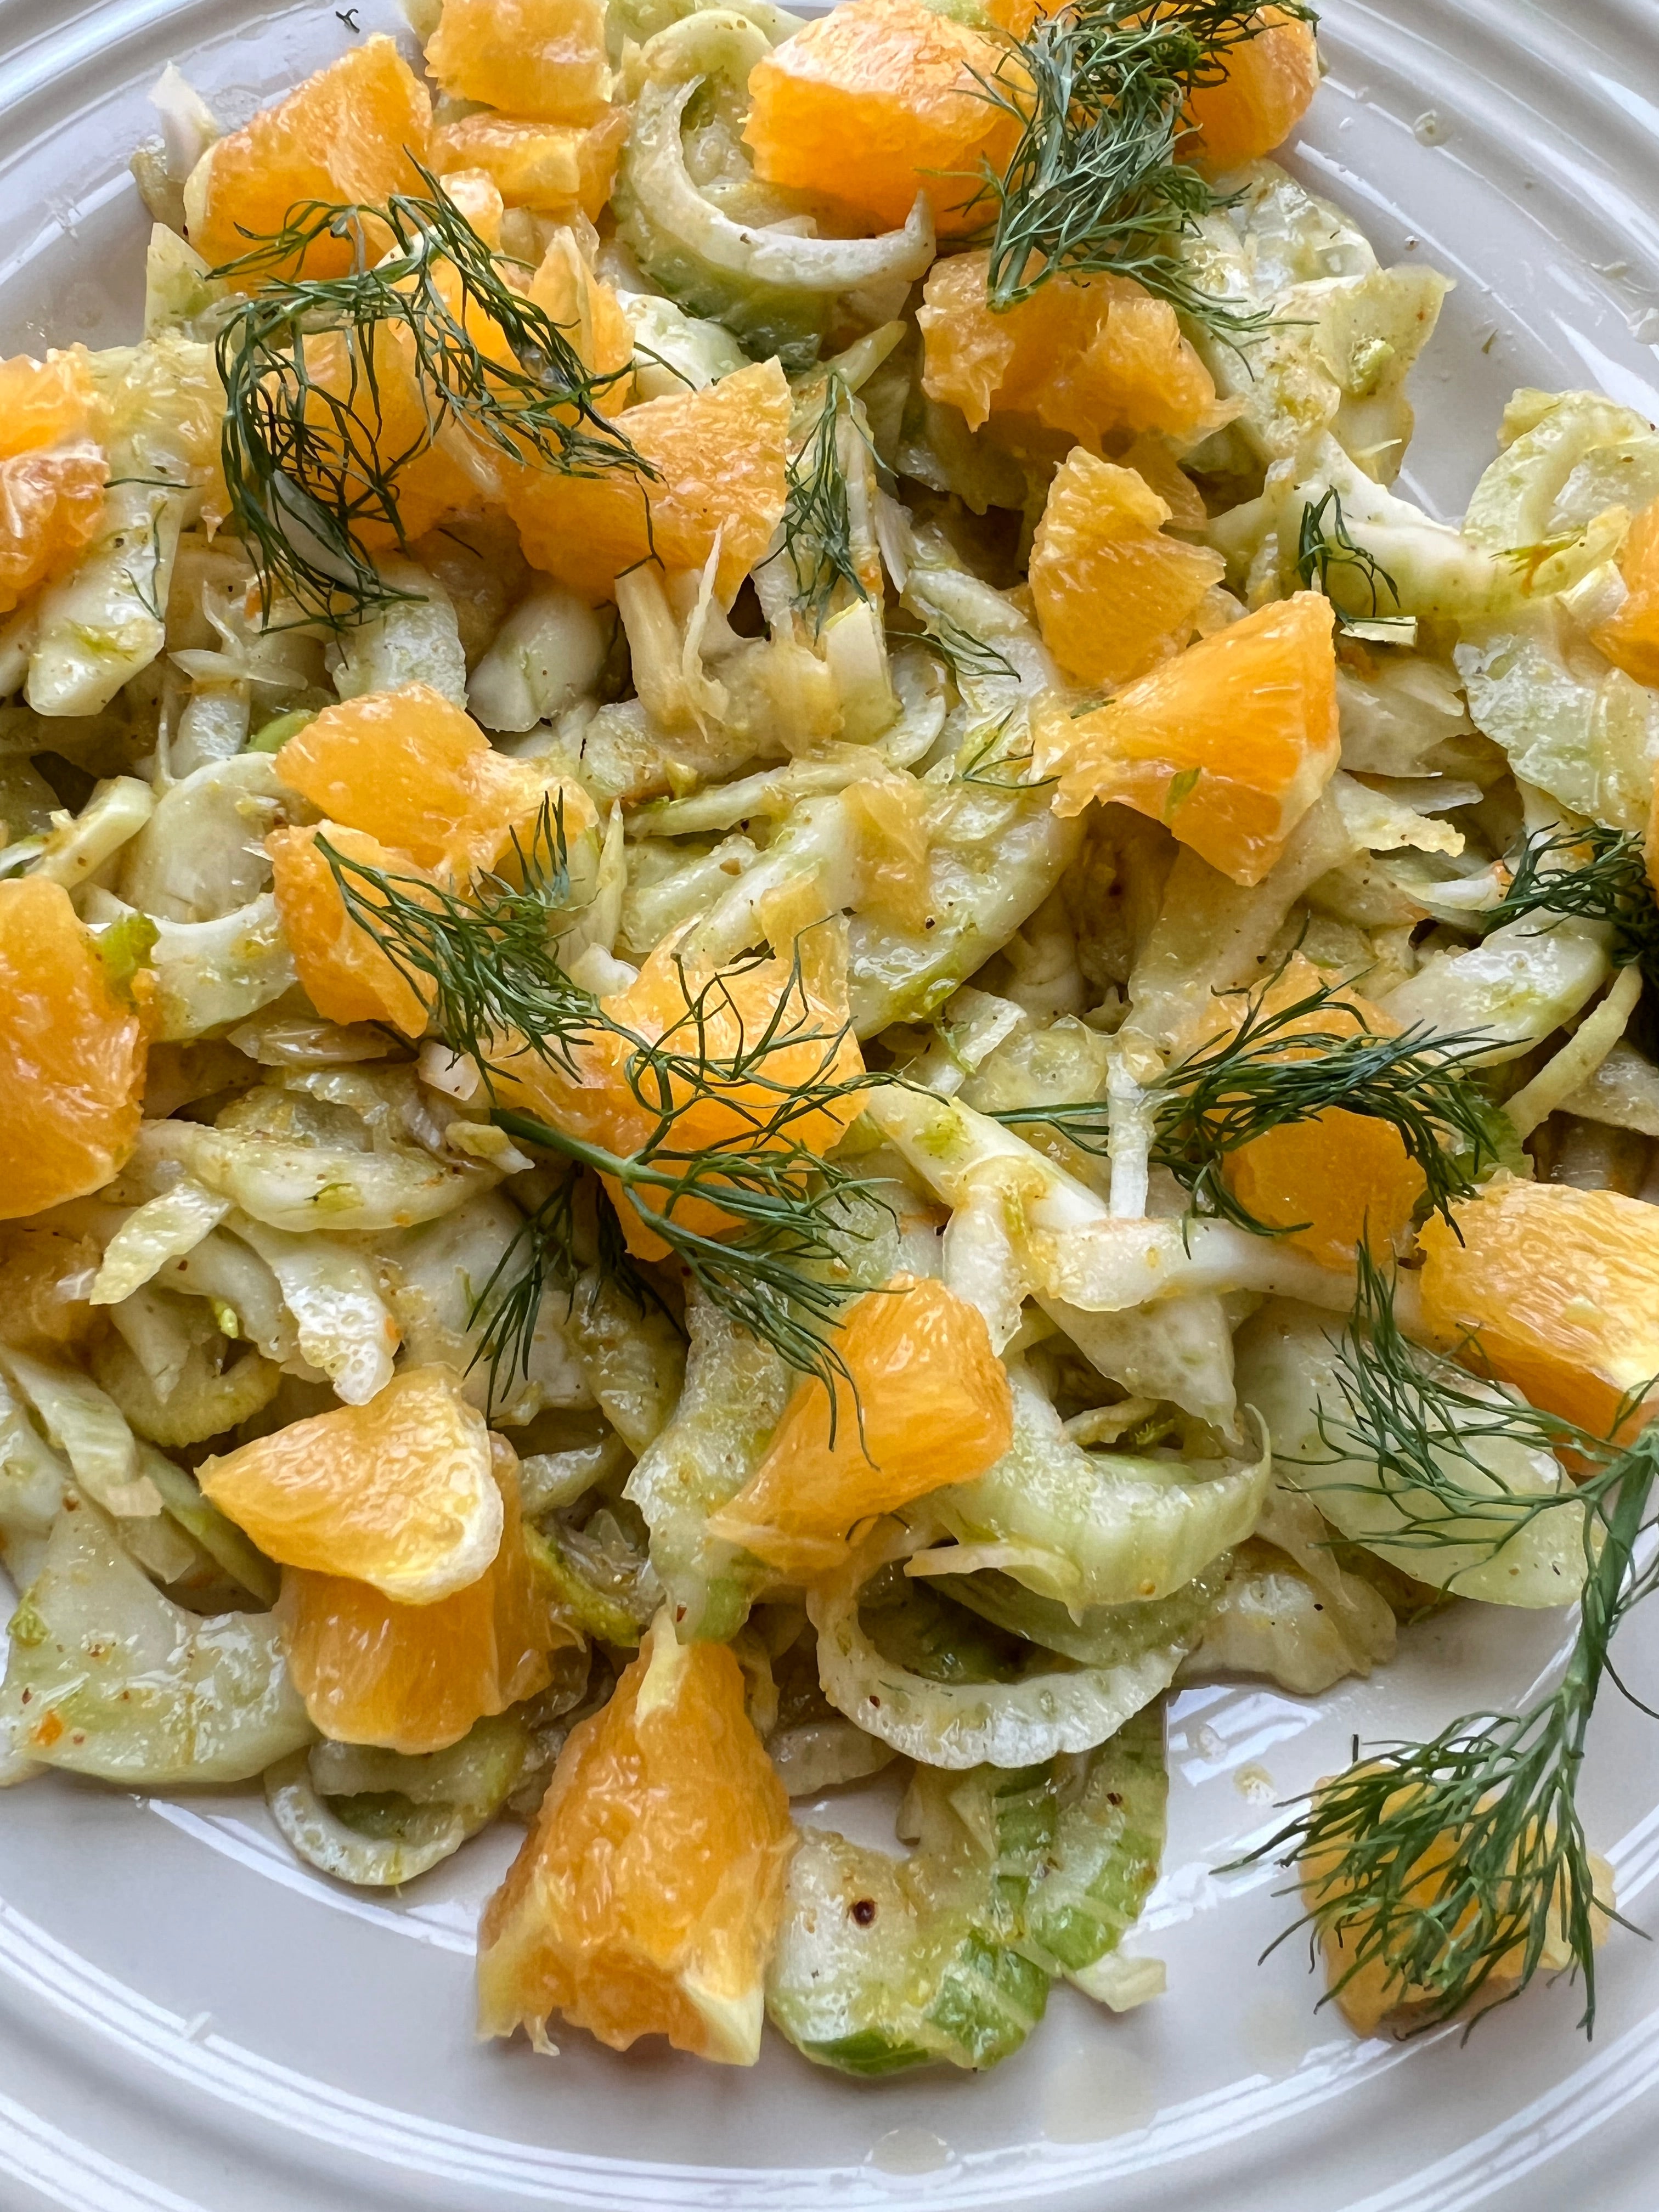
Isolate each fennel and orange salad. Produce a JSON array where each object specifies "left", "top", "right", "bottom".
[{"left": 3, "top": 0, "right": 1659, "bottom": 2077}]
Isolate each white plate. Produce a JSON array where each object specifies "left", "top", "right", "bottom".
[{"left": 4, "top": 2, "right": 1659, "bottom": 2205}]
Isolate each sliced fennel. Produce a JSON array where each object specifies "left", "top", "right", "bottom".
[
  {"left": 918, "top": 1357, "right": 1271, "bottom": 1610},
  {"left": 1234, "top": 1300, "right": 1586, "bottom": 1606},
  {"left": 267, "top": 1713, "right": 531, "bottom": 1887},
  {"left": 766, "top": 1714, "right": 1169, "bottom": 2072},
  {"left": 810, "top": 1549, "right": 1187, "bottom": 1768},
  {"left": 1, "top": 1502, "right": 311, "bottom": 1783}
]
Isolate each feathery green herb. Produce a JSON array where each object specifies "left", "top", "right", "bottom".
[
  {"left": 993, "top": 968, "right": 1500, "bottom": 1234},
  {"left": 320, "top": 799, "right": 594, "bottom": 1077},
  {"left": 1296, "top": 488, "right": 1412, "bottom": 634},
  {"left": 1307, "top": 1249, "right": 1594, "bottom": 1563},
  {"left": 772, "top": 372, "right": 869, "bottom": 631},
  {"left": 1240, "top": 1414, "right": 1659, "bottom": 2036},
  {"left": 213, "top": 174, "right": 645, "bottom": 624},
  {"left": 467, "top": 1166, "right": 667, "bottom": 1418},
  {"left": 967, "top": 0, "right": 1317, "bottom": 326},
  {"left": 1484, "top": 823, "right": 1659, "bottom": 987},
  {"left": 894, "top": 608, "right": 1019, "bottom": 689},
  {"left": 320, "top": 804, "right": 878, "bottom": 1404},
  {"left": 957, "top": 713, "right": 1056, "bottom": 790}
]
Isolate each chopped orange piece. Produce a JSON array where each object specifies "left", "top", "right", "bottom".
[
  {"left": 527, "top": 232, "right": 634, "bottom": 392},
  {"left": 287, "top": 324, "right": 484, "bottom": 549},
  {"left": 919, "top": 250, "right": 1228, "bottom": 449},
  {"left": 506, "top": 358, "right": 791, "bottom": 603},
  {"left": 426, "top": 0, "right": 611, "bottom": 127},
  {"left": 1035, "top": 591, "right": 1339, "bottom": 885},
  {"left": 433, "top": 108, "right": 627, "bottom": 220},
  {"left": 0, "top": 1226, "right": 103, "bottom": 1358},
  {"left": 198, "top": 1365, "right": 501, "bottom": 1605},
  {"left": 434, "top": 167, "right": 506, "bottom": 246},
  {"left": 498, "top": 926, "right": 865, "bottom": 1259},
  {"left": 1230, "top": 1115, "right": 1425, "bottom": 1271},
  {"left": 1304, "top": 1770, "right": 1612, "bottom": 2035},
  {"left": 1418, "top": 1179, "right": 1659, "bottom": 1438},
  {"left": 289, "top": 215, "right": 630, "bottom": 549},
  {"left": 477, "top": 1615, "right": 795, "bottom": 2062},
  {"left": 0, "top": 878, "right": 148, "bottom": 1222},
  {"left": 1186, "top": 7, "right": 1321, "bottom": 173},
  {"left": 185, "top": 38, "right": 432, "bottom": 280},
  {"left": 1201, "top": 955, "right": 1426, "bottom": 1269},
  {"left": 845, "top": 775, "right": 933, "bottom": 930},
  {"left": 1594, "top": 497, "right": 1659, "bottom": 690},
  {"left": 274, "top": 684, "right": 596, "bottom": 883},
  {"left": 1030, "top": 448, "right": 1227, "bottom": 687},
  {"left": 708, "top": 1276, "right": 1013, "bottom": 1578},
  {"left": 278, "top": 1443, "right": 568, "bottom": 1753},
  {"left": 1121, "top": 431, "right": 1210, "bottom": 532},
  {"left": 744, "top": 0, "right": 1023, "bottom": 238},
  {"left": 0, "top": 351, "right": 108, "bottom": 616},
  {"left": 267, "top": 822, "right": 436, "bottom": 1037}
]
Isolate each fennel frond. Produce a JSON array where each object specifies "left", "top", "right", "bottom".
[
  {"left": 967, "top": 0, "right": 1317, "bottom": 330},
  {"left": 214, "top": 173, "right": 645, "bottom": 623}
]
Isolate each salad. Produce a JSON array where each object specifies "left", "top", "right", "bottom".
[{"left": 2, "top": 0, "right": 1658, "bottom": 2079}]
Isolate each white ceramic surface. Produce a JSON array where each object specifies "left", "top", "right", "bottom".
[{"left": 4, "top": 3, "right": 1659, "bottom": 2207}]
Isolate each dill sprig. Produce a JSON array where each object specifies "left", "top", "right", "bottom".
[
  {"left": 213, "top": 173, "right": 645, "bottom": 623},
  {"left": 993, "top": 968, "right": 1502, "bottom": 1234},
  {"left": 772, "top": 373, "right": 869, "bottom": 631},
  {"left": 893, "top": 608, "right": 1019, "bottom": 688},
  {"left": 1483, "top": 823, "right": 1659, "bottom": 987},
  {"left": 1241, "top": 1417, "right": 1659, "bottom": 2036},
  {"left": 1307, "top": 1249, "right": 1598, "bottom": 1566},
  {"left": 320, "top": 798, "right": 596, "bottom": 1078},
  {"left": 956, "top": 713, "right": 1054, "bottom": 790},
  {"left": 319, "top": 805, "right": 878, "bottom": 1400},
  {"left": 1296, "top": 488, "right": 1412, "bottom": 634},
  {"left": 468, "top": 1165, "right": 587, "bottom": 1414},
  {"left": 494, "top": 1102, "right": 876, "bottom": 1398},
  {"left": 467, "top": 1167, "right": 668, "bottom": 1417},
  {"left": 966, "top": 0, "right": 1317, "bottom": 327}
]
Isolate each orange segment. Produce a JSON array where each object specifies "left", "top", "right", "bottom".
[
  {"left": 267, "top": 822, "right": 436, "bottom": 1038},
  {"left": 505, "top": 358, "right": 791, "bottom": 603},
  {"left": 743, "top": 0, "right": 1023, "bottom": 239},
  {"left": 432, "top": 108, "right": 627, "bottom": 220},
  {"left": 185, "top": 37, "right": 432, "bottom": 280},
  {"left": 477, "top": 1615, "right": 796, "bottom": 2062},
  {"left": 198, "top": 1365, "right": 501, "bottom": 1604},
  {"left": 274, "top": 684, "right": 596, "bottom": 883},
  {"left": 0, "top": 351, "right": 109, "bottom": 616},
  {"left": 0, "top": 878, "right": 148, "bottom": 1222},
  {"left": 708, "top": 1276, "right": 1013, "bottom": 1578},
  {"left": 0, "top": 347, "right": 97, "bottom": 449},
  {"left": 527, "top": 232, "right": 634, "bottom": 392},
  {"left": 1035, "top": 591, "right": 1339, "bottom": 885},
  {"left": 426, "top": 0, "right": 611, "bottom": 127},
  {"left": 1228, "top": 1114, "right": 1426, "bottom": 1272},
  {"left": 286, "top": 324, "right": 484, "bottom": 549},
  {"left": 1201, "top": 956, "right": 1426, "bottom": 1269},
  {"left": 435, "top": 167, "right": 506, "bottom": 246},
  {"left": 1418, "top": 1180, "right": 1659, "bottom": 1438},
  {"left": 1304, "top": 1771, "right": 1611, "bottom": 2035},
  {"left": 278, "top": 1444, "right": 567, "bottom": 1753},
  {"left": 1030, "top": 448, "right": 1227, "bottom": 687},
  {"left": 1594, "top": 497, "right": 1659, "bottom": 689},
  {"left": 919, "top": 250, "right": 1228, "bottom": 448},
  {"left": 1186, "top": 7, "right": 1321, "bottom": 173},
  {"left": 844, "top": 776, "right": 932, "bottom": 930},
  {"left": 498, "top": 928, "right": 865, "bottom": 1260}
]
